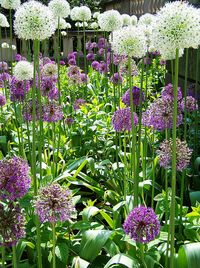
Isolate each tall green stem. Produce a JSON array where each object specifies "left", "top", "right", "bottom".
[
  {"left": 52, "top": 223, "right": 56, "bottom": 268},
  {"left": 12, "top": 245, "right": 17, "bottom": 268},
  {"left": 1, "top": 246, "right": 5, "bottom": 268},
  {"left": 9, "top": 8, "right": 13, "bottom": 75},
  {"left": 194, "top": 48, "right": 199, "bottom": 162},
  {"left": 151, "top": 129, "right": 155, "bottom": 208},
  {"left": 169, "top": 48, "right": 179, "bottom": 268}
]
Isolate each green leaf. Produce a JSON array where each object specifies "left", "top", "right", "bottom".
[
  {"left": 178, "top": 243, "right": 200, "bottom": 268},
  {"left": 104, "top": 254, "right": 140, "bottom": 268},
  {"left": 82, "top": 206, "right": 99, "bottom": 221},
  {"left": 79, "top": 230, "right": 113, "bottom": 262},
  {"left": 99, "top": 210, "right": 114, "bottom": 229},
  {"left": 55, "top": 243, "right": 68, "bottom": 264},
  {"left": 72, "top": 256, "right": 90, "bottom": 268}
]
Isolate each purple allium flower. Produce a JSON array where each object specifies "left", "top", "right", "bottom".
[
  {"left": 0, "top": 94, "right": 6, "bottom": 106},
  {"left": 161, "top": 83, "right": 182, "bottom": 101},
  {"left": 0, "top": 156, "right": 31, "bottom": 201},
  {"left": 68, "top": 52, "right": 77, "bottom": 60},
  {"left": 33, "top": 183, "right": 75, "bottom": 223},
  {"left": 156, "top": 138, "right": 193, "bottom": 171},
  {"left": 86, "top": 41, "right": 94, "bottom": 51},
  {"left": 15, "top": 54, "right": 23, "bottom": 62},
  {"left": 123, "top": 206, "right": 160, "bottom": 243},
  {"left": 0, "top": 72, "right": 11, "bottom": 82},
  {"left": 86, "top": 52, "right": 94, "bottom": 61},
  {"left": 60, "top": 60, "right": 65, "bottom": 66},
  {"left": 10, "top": 77, "right": 30, "bottom": 102},
  {"left": 40, "top": 76, "right": 58, "bottom": 100},
  {"left": 91, "top": 60, "right": 100, "bottom": 71},
  {"left": 80, "top": 73, "right": 89, "bottom": 83},
  {"left": 122, "top": 86, "right": 144, "bottom": 107},
  {"left": 68, "top": 65, "right": 81, "bottom": 76},
  {"left": 73, "top": 98, "right": 86, "bottom": 111},
  {"left": 113, "top": 54, "right": 127, "bottom": 66},
  {"left": 0, "top": 61, "right": 8, "bottom": 71},
  {"left": 98, "top": 48, "right": 105, "bottom": 56},
  {"left": 143, "top": 57, "right": 152, "bottom": 65},
  {"left": 160, "top": 59, "right": 166, "bottom": 65},
  {"left": 42, "top": 57, "right": 52, "bottom": 65},
  {"left": 23, "top": 100, "right": 40, "bottom": 121},
  {"left": 112, "top": 108, "right": 138, "bottom": 132},
  {"left": 110, "top": 73, "right": 123, "bottom": 84},
  {"left": 142, "top": 97, "right": 183, "bottom": 130},
  {"left": 0, "top": 202, "right": 26, "bottom": 247},
  {"left": 65, "top": 116, "right": 74, "bottom": 126},
  {"left": 68, "top": 58, "right": 76, "bottom": 65},
  {"left": 98, "top": 37, "right": 106, "bottom": 49},
  {"left": 98, "top": 61, "right": 108, "bottom": 74},
  {"left": 42, "top": 102, "right": 63, "bottom": 122},
  {"left": 182, "top": 96, "right": 198, "bottom": 112}
]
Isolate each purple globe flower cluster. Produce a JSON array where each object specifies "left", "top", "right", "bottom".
[
  {"left": 73, "top": 98, "right": 86, "bottom": 111},
  {"left": 0, "top": 202, "right": 26, "bottom": 247},
  {"left": 42, "top": 102, "right": 64, "bottom": 122},
  {"left": 67, "top": 65, "right": 88, "bottom": 85},
  {"left": 182, "top": 96, "right": 198, "bottom": 112},
  {"left": 123, "top": 206, "right": 160, "bottom": 243},
  {"left": 156, "top": 138, "right": 193, "bottom": 171},
  {"left": 0, "top": 156, "right": 31, "bottom": 201},
  {"left": 68, "top": 51, "right": 78, "bottom": 66},
  {"left": 110, "top": 73, "right": 123, "bottom": 85},
  {"left": 40, "top": 76, "right": 58, "bottom": 100},
  {"left": 112, "top": 107, "right": 138, "bottom": 132},
  {"left": 0, "top": 94, "right": 6, "bottom": 106},
  {"left": 33, "top": 183, "right": 75, "bottom": 223},
  {"left": 122, "top": 86, "right": 144, "bottom": 107},
  {"left": 0, "top": 61, "right": 8, "bottom": 71},
  {"left": 10, "top": 76, "right": 31, "bottom": 102}
]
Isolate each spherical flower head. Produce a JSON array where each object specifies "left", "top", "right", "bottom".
[
  {"left": 68, "top": 65, "right": 80, "bottom": 76},
  {"left": 80, "top": 73, "right": 89, "bottom": 83},
  {"left": 122, "top": 14, "right": 131, "bottom": 26},
  {"left": 90, "top": 22, "right": 99, "bottom": 29},
  {"left": 110, "top": 73, "right": 123, "bottom": 84},
  {"left": 14, "top": 0, "right": 56, "bottom": 40},
  {"left": 161, "top": 83, "right": 182, "bottom": 101},
  {"left": 1, "top": 42, "right": 9, "bottom": 48},
  {"left": 98, "top": 10, "right": 123, "bottom": 32},
  {"left": 123, "top": 206, "right": 160, "bottom": 243},
  {"left": 93, "top": 11, "right": 100, "bottom": 19},
  {"left": 57, "top": 18, "right": 68, "bottom": 29},
  {"left": 49, "top": 0, "right": 70, "bottom": 18},
  {"left": 68, "top": 58, "right": 76, "bottom": 65},
  {"left": 23, "top": 99, "right": 40, "bottom": 121},
  {"left": 42, "top": 62, "right": 58, "bottom": 77},
  {"left": 91, "top": 60, "right": 100, "bottom": 71},
  {"left": 41, "top": 76, "right": 57, "bottom": 98},
  {"left": 86, "top": 52, "right": 94, "bottom": 61},
  {"left": 112, "top": 107, "right": 138, "bottom": 132},
  {"left": 0, "top": 156, "right": 31, "bottom": 201},
  {"left": 13, "top": 60, "right": 33, "bottom": 81},
  {"left": 182, "top": 96, "right": 198, "bottom": 112},
  {"left": 152, "top": 1, "right": 200, "bottom": 58},
  {"left": 0, "top": 61, "right": 8, "bottom": 71},
  {"left": 138, "top": 13, "right": 155, "bottom": 26},
  {"left": 98, "top": 37, "right": 107, "bottom": 49},
  {"left": 122, "top": 86, "right": 144, "bottom": 107},
  {"left": 0, "top": 202, "right": 26, "bottom": 247},
  {"left": 10, "top": 77, "right": 30, "bottom": 102},
  {"left": 42, "top": 102, "right": 63, "bottom": 122},
  {"left": 157, "top": 138, "right": 193, "bottom": 171},
  {"left": 0, "top": 94, "right": 6, "bottom": 106},
  {"left": 110, "top": 26, "right": 146, "bottom": 58},
  {"left": 98, "top": 61, "right": 108, "bottom": 74},
  {"left": 131, "top": 15, "right": 137, "bottom": 26},
  {"left": 65, "top": 116, "right": 74, "bottom": 126},
  {"left": 73, "top": 98, "right": 86, "bottom": 111},
  {"left": 1, "top": 0, "right": 20, "bottom": 10},
  {"left": 76, "top": 6, "right": 91, "bottom": 22},
  {"left": 0, "top": 13, "right": 9, "bottom": 27},
  {"left": 34, "top": 183, "right": 75, "bottom": 223},
  {"left": 70, "top": 6, "right": 79, "bottom": 21}
]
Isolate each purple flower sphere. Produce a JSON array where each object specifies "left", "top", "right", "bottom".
[
  {"left": 0, "top": 94, "right": 6, "bottom": 106},
  {"left": 112, "top": 108, "right": 138, "bottom": 132},
  {"left": 91, "top": 61, "right": 100, "bottom": 71},
  {"left": 86, "top": 52, "right": 94, "bottom": 61},
  {"left": 42, "top": 102, "right": 63, "bottom": 122},
  {"left": 0, "top": 202, "right": 26, "bottom": 247},
  {"left": 123, "top": 206, "right": 160, "bottom": 243},
  {"left": 0, "top": 156, "right": 31, "bottom": 201},
  {"left": 182, "top": 96, "right": 198, "bottom": 112},
  {"left": 73, "top": 98, "right": 86, "bottom": 111},
  {"left": 122, "top": 86, "right": 144, "bottom": 107},
  {"left": 34, "top": 183, "right": 75, "bottom": 223},
  {"left": 110, "top": 73, "right": 123, "bottom": 84},
  {"left": 0, "top": 61, "right": 8, "bottom": 71},
  {"left": 10, "top": 77, "right": 30, "bottom": 102},
  {"left": 161, "top": 83, "right": 182, "bottom": 101}
]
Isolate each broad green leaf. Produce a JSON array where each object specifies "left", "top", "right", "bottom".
[
  {"left": 82, "top": 206, "right": 99, "bottom": 221},
  {"left": 79, "top": 230, "right": 113, "bottom": 262},
  {"left": 55, "top": 243, "right": 68, "bottom": 264},
  {"left": 99, "top": 210, "right": 114, "bottom": 229},
  {"left": 178, "top": 242, "right": 200, "bottom": 268},
  {"left": 104, "top": 253, "right": 140, "bottom": 268}
]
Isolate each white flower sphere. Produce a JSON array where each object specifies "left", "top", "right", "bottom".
[
  {"left": 66, "top": 22, "right": 71, "bottom": 29},
  {"left": 122, "top": 14, "right": 131, "bottom": 26},
  {"left": 138, "top": 13, "right": 155, "bottom": 25},
  {"left": 131, "top": 15, "right": 137, "bottom": 26},
  {"left": 161, "top": 48, "right": 184, "bottom": 61},
  {"left": 13, "top": 61, "right": 34, "bottom": 81},
  {"left": 61, "top": 31, "right": 67, "bottom": 36},
  {"left": 93, "top": 11, "right": 100, "bottom": 19},
  {"left": 12, "top": 44, "right": 16, "bottom": 50},
  {"left": 14, "top": 1, "right": 56, "bottom": 40},
  {"left": 152, "top": 1, "right": 200, "bottom": 59},
  {"left": 98, "top": 10, "right": 123, "bottom": 32},
  {"left": 70, "top": 6, "right": 79, "bottom": 21},
  {"left": 0, "top": 13, "right": 9, "bottom": 27},
  {"left": 76, "top": 6, "right": 91, "bottom": 22},
  {"left": 90, "top": 22, "right": 99, "bottom": 29},
  {"left": 57, "top": 18, "right": 68, "bottom": 29},
  {"left": 1, "top": 42, "right": 9, "bottom": 48},
  {"left": 110, "top": 26, "right": 146, "bottom": 58},
  {"left": 48, "top": 0, "right": 70, "bottom": 18},
  {"left": 1, "top": 0, "right": 20, "bottom": 10}
]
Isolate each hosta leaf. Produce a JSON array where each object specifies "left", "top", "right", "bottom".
[
  {"left": 104, "top": 253, "right": 140, "bottom": 268},
  {"left": 178, "top": 243, "right": 200, "bottom": 268},
  {"left": 79, "top": 230, "right": 113, "bottom": 262},
  {"left": 55, "top": 243, "right": 68, "bottom": 264}
]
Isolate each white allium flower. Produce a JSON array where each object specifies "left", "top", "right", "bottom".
[
  {"left": 75, "top": 22, "right": 82, "bottom": 27},
  {"left": 110, "top": 26, "right": 146, "bottom": 58},
  {"left": 12, "top": 45, "right": 16, "bottom": 50},
  {"left": 90, "top": 22, "right": 99, "bottom": 29},
  {"left": 66, "top": 22, "right": 71, "bottom": 29},
  {"left": 70, "top": 6, "right": 79, "bottom": 21},
  {"left": 61, "top": 31, "right": 67, "bottom": 36},
  {"left": 76, "top": 6, "right": 91, "bottom": 22},
  {"left": 161, "top": 48, "right": 184, "bottom": 61},
  {"left": 48, "top": 0, "right": 70, "bottom": 18},
  {"left": 42, "top": 63, "right": 58, "bottom": 77},
  {"left": 1, "top": 0, "right": 20, "bottom": 10},
  {"left": 131, "top": 15, "right": 137, "bottom": 26},
  {"left": 57, "top": 18, "right": 68, "bottom": 29},
  {"left": 93, "top": 11, "right": 100, "bottom": 19},
  {"left": 138, "top": 24, "right": 153, "bottom": 48},
  {"left": 13, "top": 61, "right": 34, "bottom": 81},
  {"left": 0, "top": 13, "right": 9, "bottom": 27},
  {"left": 1, "top": 42, "right": 9, "bottom": 48},
  {"left": 98, "top": 10, "right": 123, "bottom": 32},
  {"left": 122, "top": 14, "right": 131, "bottom": 26},
  {"left": 138, "top": 13, "right": 155, "bottom": 25},
  {"left": 152, "top": 1, "right": 200, "bottom": 59},
  {"left": 14, "top": 1, "right": 56, "bottom": 40}
]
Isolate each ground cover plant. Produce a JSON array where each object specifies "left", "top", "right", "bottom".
[{"left": 0, "top": 0, "right": 200, "bottom": 268}]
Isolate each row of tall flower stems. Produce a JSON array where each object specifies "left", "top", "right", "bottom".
[{"left": 0, "top": 13, "right": 199, "bottom": 268}]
